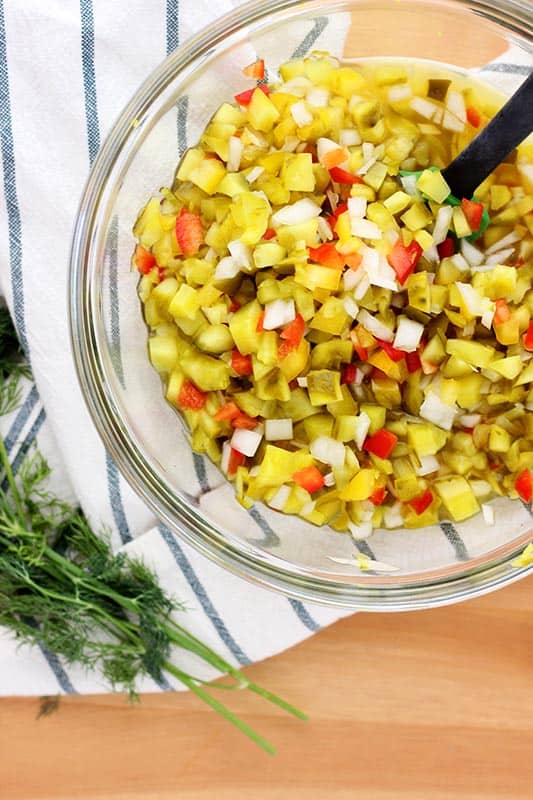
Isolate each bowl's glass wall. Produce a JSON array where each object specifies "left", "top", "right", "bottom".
[{"left": 71, "top": 0, "right": 533, "bottom": 608}]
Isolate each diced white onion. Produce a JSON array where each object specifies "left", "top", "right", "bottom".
[
  {"left": 419, "top": 391, "right": 457, "bottom": 431},
  {"left": 416, "top": 455, "right": 440, "bottom": 476},
  {"left": 228, "top": 239, "right": 251, "bottom": 269},
  {"left": 324, "top": 472, "right": 335, "bottom": 487},
  {"left": 354, "top": 412, "right": 371, "bottom": 450},
  {"left": 263, "top": 298, "right": 296, "bottom": 330},
  {"left": 290, "top": 100, "right": 313, "bottom": 127},
  {"left": 458, "top": 413, "right": 482, "bottom": 427},
  {"left": 350, "top": 218, "right": 382, "bottom": 240},
  {"left": 410, "top": 96, "right": 439, "bottom": 120},
  {"left": 310, "top": 435, "right": 346, "bottom": 468},
  {"left": 460, "top": 238, "right": 485, "bottom": 266},
  {"left": 271, "top": 198, "right": 322, "bottom": 226},
  {"left": 306, "top": 87, "right": 330, "bottom": 107},
  {"left": 317, "top": 137, "right": 343, "bottom": 165},
  {"left": 367, "top": 254, "right": 398, "bottom": 291},
  {"left": 388, "top": 84, "right": 412, "bottom": 102},
  {"left": 383, "top": 502, "right": 404, "bottom": 529},
  {"left": 296, "top": 376, "right": 308, "bottom": 388},
  {"left": 343, "top": 296, "right": 359, "bottom": 318},
  {"left": 215, "top": 255, "right": 241, "bottom": 281},
  {"left": 485, "top": 231, "right": 520, "bottom": 255},
  {"left": 327, "top": 190, "right": 339, "bottom": 213},
  {"left": 339, "top": 128, "right": 361, "bottom": 146},
  {"left": 317, "top": 216, "right": 334, "bottom": 242},
  {"left": 481, "top": 503, "right": 495, "bottom": 526},
  {"left": 455, "top": 282, "right": 491, "bottom": 316},
  {"left": 268, "top": 485, "right": 291, "bottom": 511},
  {"left": 230, "top": 427, "right": 262, "bottom": 457},
  {"left": 362, "top": 142, "right": 374, "bottom": 160},
  {"left": 265, "top": 418, "right": 294, "bottom": 441},
  {"left": 281, "top": 76, "right": 312, "bottom": 96},
  {"left": 471, "top": 480, "right": 492, "bottom": 498},
  {"left": 486, "top": 248, "right": 515, "bottom": 265},
  {"left": 227, "top": 136, "right": 243, "bottom": 172},
  {"left": 481, "top": 306, "right": 495, "bottom": 329},
  {"left": 347, "top": 521, "right": 374, "bottom": 540},
  {"left": 400, "top": 174, "right": 420, "bottom": 197},
  {"left": 393, "top": 316, "right": 424, "bottom": 352},
  {"left": 357, "top": 309, "right": 394, "bottom": 341},
  {"left": 446, "top": 90, "right": 467, "bottom": 122},
  {"left": 424, "top": 244, "right": 439, "bottom": 263},
  {"left": 354, "top": 273, "right": 371, "bottom": 300},
  {"left": 245, "top": 165, "right": 264, "bottom": 184},
  {"left": 343, "top": 268, "right": 363, "bottom": 291},
  {"left": 442, "top": 110, "right": 465, "bottom": 132},
  {"left": 450, "top": 253, "right": 470, "bottom": 272},
  {"left": 432, "top": 205, "right": 453, "bottom": 245},
  {"left": 356, "top": 156, "right": 377, "bottom": 176},
  {"left": 205, "top": 247, "right": 217, "bottom": 263},
  {"left": 347, "top": 196, "right": 367, "bottom": 218}
]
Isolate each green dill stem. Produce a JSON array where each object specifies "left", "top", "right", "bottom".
[
  {"left": 163, "top": 661, "right": 276, "bottom": 755},
  {"left": 0, "top": 436, "right": 27, "bottom": 526}
]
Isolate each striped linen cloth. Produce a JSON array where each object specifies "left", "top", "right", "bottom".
[
  {"left": 0, "top": 0, "right": 354, "bottom": 696},
  {"left": 0, "top": 1, "right": 530, "bottom": 695}
]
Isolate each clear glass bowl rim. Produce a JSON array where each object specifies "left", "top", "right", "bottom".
[{"left": 69, "top": 0, "right": 533, "bottom": 610}]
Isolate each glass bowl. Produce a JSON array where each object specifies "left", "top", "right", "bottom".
[{"left": 69, "top": 0, "right": 533, "bottom": 610}]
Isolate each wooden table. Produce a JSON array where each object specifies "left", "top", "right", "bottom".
[{"left": 2, "top": 579, "right": 532, "bottom": 800}]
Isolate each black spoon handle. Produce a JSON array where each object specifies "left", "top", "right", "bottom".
[{"left": 441, "top": 71, "right": 533, "bottom": 200}]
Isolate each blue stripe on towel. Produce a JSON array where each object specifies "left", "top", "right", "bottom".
[
  {"left": 79, "top": 0, "right": 100, "bottom": 165},
  {"left": 290, "top": 17, "right": 328, "bottom": 59},
  {"left": 158, "top": 524, "right": 251, "bottom": 666},
  {"left": 480, "top": 63, "right": 531, "bottom": 76},
  {"left": 23, "top": 618, "right": 78, "bottom": 695},
  {"left": 0, "top": 0, "right": 28, "bottom": 356},
  {"left": 4, "top": 384, "right": 39, "bottom": 455},
  {"left": 79, "top": 2, "right": 131, "bottom": 547},
  {"left": 105, "top": 452, "right": 132, "bottom": 544},
  {"left": 166, "top": 0, "right": 180, "bottom": 55},
  {"left": 2, "top": 408, "right": 46, "bottom": 491},
  {"left": 246, "top": 506, "right": 280, "bottom": 548},
  {"left": 192, "top": 452, "right": 209, "bottom": 493},
  {"left": 287, "top": 599, "right": 321, "bottom": 632},
  {"left": 177, "top": 95, "right": 189, "bottom": 156},
  {"left": 352, "top": 538, "right": 376, "bottom": 561},
  {"left": 440, "top": 521, "right": 469, "bottom": 561}
]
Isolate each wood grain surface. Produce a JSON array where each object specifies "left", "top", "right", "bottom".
[{"left": 2, "top": 579, "right": 533, "bottom": 800}]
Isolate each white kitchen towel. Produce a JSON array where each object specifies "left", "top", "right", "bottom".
[{"left": 0, "top": 0, "right": 354, "bottom": 696}]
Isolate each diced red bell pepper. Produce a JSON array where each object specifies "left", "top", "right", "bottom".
[
  {"left": 387, "top": 239, "right": 423, "bottom": 285},
  {"left": 280, "top": 313, "right": 305, "bottom": 346},
  {"left": 133, "top": 244, "right": 156, "bottom": 274},
  {"left": 242, "top": 59, "right": 265, "bottom": 79},
  {"left": 175, "top": 208, "right": 203, "bottom": 255},
  {"left": 228, "top": 447, "right": 246, "bottom": 476},
  {"left": 405, "top": 351, "right": 422, "bottom": 373},
  {"left": 523, "top": 320, "right": 533, "bottom": 351},
  {"left": 329, "top": 166, "right": 364, "bottom": 185},
  {"left": 256, "top": 311, "right": 266, "bottom": 333},
  {"left": 493, "top": 298, "right": 511, "bottom": 326},
  {"left": 292, "top": 465, "right": 325, "bottom": 493},
  {"left": 231, "top": 349, "right": 253, "bottom": 376},
  {"left": 308, "top": 243, "right": 344, "bottom": 270},
  {"left": 234, "top": 83, "right": 270, "bottom": 106},
  {"left": 345, "top": 252, "right": 362, "bottom": 271},
  {"left": 263, "top": 227, "right": 276, "bottom": 240},
  {"left": 329, "top": 201, "right": 348, "bottom": 222},
  {"left": 229, "top": 299, "right": 241, "bottom": 313},
  {"left": 461, "top": 198, "right": 484, "bottom": 232},
  {"left": 178, "top": 381, "right": 207, "bottom": 410},
  {"left": 376, "top": 339, "right": 405, "bottom": 363},
  {"left": 409, "top": 489, "right": 433, "bottom": 515},
  {"left": 437, "top": 237, "right": 455, "bottom": 259},
  {"left": 214, "top": 401, "right": 240, "bottom": 421},
  {"left": 466, "top": 106, "right": 481, "bottom": 128},
  {"left": 363, "top": 429, "right": 398, "bottom": 459},
  {"left": 370, "top": 486, "right": 387, "bottom": 506},
  {"left": 341, "top": 363, "right": 357, "bottom": 384},
  {"left": 231, "top": 413, "right": 258, "bottom": 430},
  {"left": 515, "top": 469, "right": 532, "bottom": 502}
]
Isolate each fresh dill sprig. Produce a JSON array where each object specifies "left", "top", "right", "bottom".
[
  {"left": 0, "top": 306, "right": 30, "bottom": 415},
  {"left": 0, "top": 306, "right": 306, "bottom": 753}
]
